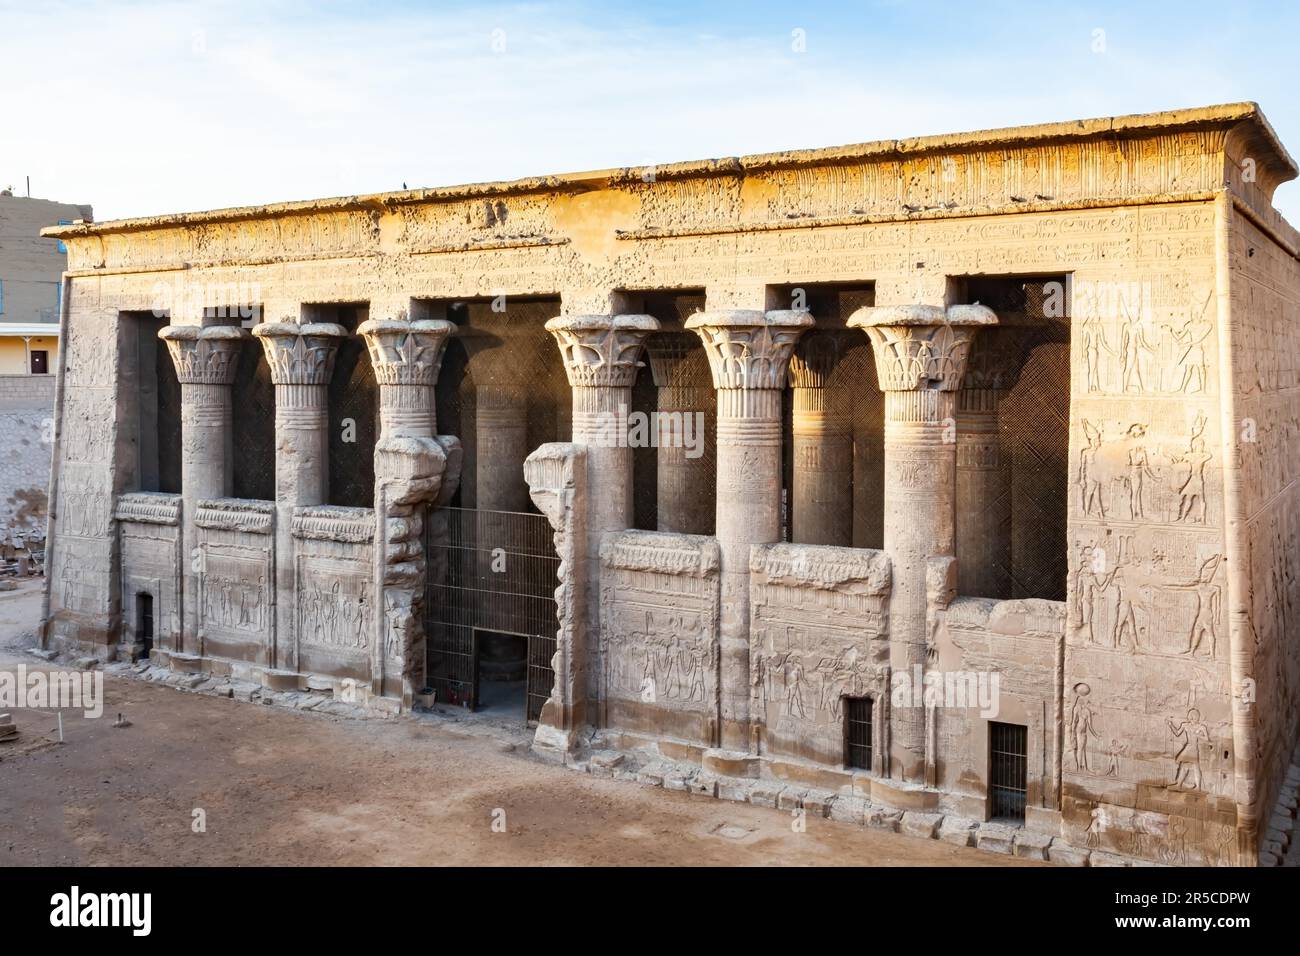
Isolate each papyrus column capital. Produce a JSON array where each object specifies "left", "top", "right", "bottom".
[
  {"left": 545, "top": 313, "right": 659, "bottom": 389},
  {"left": 848, "top": 304, "right": 996, "bottom": 394},
  {"left": 787, "top": 332, "right": 845, "bottom": 390},
  {"left": 158, "top": 324, "right": 248, "bottom": 385},
  {"left": 686, "top": 309, "right": 813, "bottom": 391},
  {"left": 357, "top": 316, "right": 455, "bottom": 387},
  {"left": 252, "top": 320, "right": 348, "bottom": 386}
]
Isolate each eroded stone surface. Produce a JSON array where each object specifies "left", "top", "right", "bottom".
[{"left": 39, "top": 103, "right": 1300, "bottom": 867}]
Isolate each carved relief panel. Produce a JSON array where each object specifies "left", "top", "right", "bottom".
[
  {"left": 598, "top": 531, "right": 721, "bottom": 746},
  {"left": 749, "top": 544, "right": 891, "bottom": 770}
]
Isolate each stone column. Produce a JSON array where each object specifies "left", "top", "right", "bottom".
[
  {"left": 357, "top": 317, "right": 458, "bottom": 706},
  {"left": 458, "top": 323, "right": 543, "bottom": 512},
  {"left": 159, "top": 324, "right": 248, "bottom": 656},
  {"left": 645, "top": 333, "right": 714, "bottom": 535},
  {"left": 788, "top": 333, "right": 853, "bottom": 546},
  {"left": 848, "top": 304, "right": 995, "bottom": 782},
  {"left": 252, "top": 319, "right": 347, "bottom": 672},
  {"left": 546, "top": 315, "right": 659, "bottom": 711},
  {"left": 686, "top": 309, "right": 812, "bottom": 753},
  {"left": 954, "top": 320, "right": 1032, "bottom": 599}
]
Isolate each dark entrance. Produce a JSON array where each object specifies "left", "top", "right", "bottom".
[
  {"left": 989, "top": 721, "right": 1029, "bottom": 823},
  {"left": 843, "top": 696, "right": 874, "bottom": 770},
  {"left": 425, "top": 506, "right": 560, "bottom": 725},
  {"left": 30, "top": 350, "right": 49, "bottom": 374},
  {"left": 135, "top": 592, "right": 154, "bottom": 660}
]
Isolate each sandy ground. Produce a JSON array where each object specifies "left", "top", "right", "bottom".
[{"left": 0, "top": 582, "right": 1038, "bottom": 866}]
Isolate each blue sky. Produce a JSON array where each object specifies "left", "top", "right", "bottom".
[{"left": 3, "top": 0, "right": 1298, "bottom": 222}]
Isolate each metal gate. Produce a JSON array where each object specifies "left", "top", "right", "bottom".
[
  {"left": 989, "top": 721, "right": 1029, "bottom": 822},
  {"left": 424, "top": 506, "right": 560, "bottom": 723}
]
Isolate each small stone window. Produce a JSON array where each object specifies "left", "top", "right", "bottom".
[{"left": 989, "top": 721, "right": 1028, "bottom": 823}]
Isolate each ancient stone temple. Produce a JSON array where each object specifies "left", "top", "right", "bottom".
[{"left": 41, "top": 103, "right": 1300, "bottom": 866}]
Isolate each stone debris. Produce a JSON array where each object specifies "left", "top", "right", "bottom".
[{"left": 0, "top": 712, "right": 17, "bottom": 743}]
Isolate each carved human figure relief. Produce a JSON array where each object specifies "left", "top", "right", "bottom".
[
  {"left": 1068, "top": 682, "right": 1101, "bottom": 773},
  {"left": 1167, "top": 554, "right": 1223, "bottom": 659},
  {"left": 1166, "top": 707, "right": 1210, "bottom": 791}
]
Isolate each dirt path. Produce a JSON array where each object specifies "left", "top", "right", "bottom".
[{"left": 0, "top": 583, "right": 1037, "bottom": 866}]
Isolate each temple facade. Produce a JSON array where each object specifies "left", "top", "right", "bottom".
[{"left": 40, "top": 104, "right": 1300, "bottom": 866}]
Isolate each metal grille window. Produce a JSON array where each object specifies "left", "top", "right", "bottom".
[
  {"left": 989, "top": 721, "right": 1028, "bottom": 823},
  {"left": 844, "top": 696, "right": 873, "bottom": 770},
  {"left": 136, "top": 592, "right": 154, "bottom": 656}
]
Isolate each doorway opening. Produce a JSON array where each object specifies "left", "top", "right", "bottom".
[
  {"left": 425, "top": 506, "right": 560, "bottom": 726},
  {"left": 135, "top": 592, "right": 155, "bottom": 661}
]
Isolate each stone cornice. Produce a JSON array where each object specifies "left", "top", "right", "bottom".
[
  {"left": 600, "top": 530, "right": 720, "bottom": 578},
  {"left": 194, "top": 498, "right": 275, "bottom": 534},
  {"left": 114, "top": 492, "right": 182, "bottom": 526},
  {"left": 750, "top": 542, "right": 892, "bottom": 594},
  {"left": 44, "top": 105, "right": 1299, "bottom": 275},
  {"left": 42, "top": 103, "right": 1293, "bottom": 242},
  {"left": 291, "top": 505, "right": 375, "bottom": 543}
]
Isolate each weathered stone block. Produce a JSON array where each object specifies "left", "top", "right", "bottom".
[
  {"left": 900, "top": 811, "right": 944, "bottom": 840},
  {"left": 937, "top": 816, "right": 977, "bottom": 847},
  {"left": 1013, "top": 830, "right": 1053, "bottom": 860},
  {"left": 865, "top": 807, "right": 903, "bottom": 832},
  {"left": 976, "top": 823, "right": 1017, "bottom": 854},
  {"left": 1047, "top": 840, "right": 1090, "bottom": 866},
  {"left": 829, "top": 795, "right": 867, "bottom": 825}
]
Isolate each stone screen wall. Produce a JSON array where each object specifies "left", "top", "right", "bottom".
[
  {"left": 598, "top": 530, "right": 720, "bottom": 746},
  {"left": 749, "top": 543, "right": 891, "bottom": 771}
]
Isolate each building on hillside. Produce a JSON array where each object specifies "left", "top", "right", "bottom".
[{"left": 39, "top": 104, "right": 1300, "bottom": 867}]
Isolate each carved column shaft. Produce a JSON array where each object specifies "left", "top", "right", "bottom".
[
  {"left": 253, "top": 320, "right": 347, "bottom": 672},
  {"left": 160, "top": 324, "right": 249, "bottom": 656},
  {"left": 645, "top": 334, "right": 714, "bottom": 535},
  {"left": 474, "top": 383, "right": 530, "bottom": 511},
  {"left": 789, "top": 338, "right": 852, "bottom": 546},
  {"left": 459, "top": 322, "right": 544, "bottom": 512},
  {"left": 849, "top": 304, "right": 995, "bottom": 782},
  {"left": 954, "top": 325, "right": 1031, "bottom": 599},
  {"left": 547, "top": 315, "right": 659, "bottom": 720},
  {"left": 687, "top": 309, "right": 812, "bottom": 752},
  {"left": 358, "top": 318, "right": 456, "bottom": 706}
]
